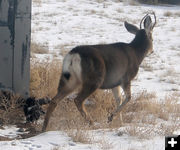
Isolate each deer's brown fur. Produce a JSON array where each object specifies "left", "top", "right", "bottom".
[{"left": 42, "top": 13, "right": 156, "bottom": 131}]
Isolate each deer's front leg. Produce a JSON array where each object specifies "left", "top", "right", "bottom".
[{"left": 108, "top": 82, "right": 131, "bottom": 123}]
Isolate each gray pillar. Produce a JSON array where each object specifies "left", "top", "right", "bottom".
[{"left": 0, "top": 0, "right": 31, "bottom": 97}]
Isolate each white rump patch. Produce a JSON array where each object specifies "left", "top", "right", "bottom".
[{"left": 62, "top": 53, "right": 82, "bottom": 81}]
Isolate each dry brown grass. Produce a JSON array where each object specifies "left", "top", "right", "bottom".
[
  {"left": 66, "top": 128, "right": 92, "bottom": 144},
  {"left": 31, "top": 42, "right": 49, "bottom": 55},
  {"left": 0, "top": 91, "right": 25, "bottom": 125},
  {"left": 46, "top": 89, "right": 118, "bottom": 131},
  {"left": 122, "top": 91, "right": 180, "bottom": 138},
  {"left": 0, "top": 136, "right": 12, "bottom": 141},
  {"left": 46, "top": 88, "right": 179, "bottom": 134},
  {"left": 0, "top": 59, "right": 62, "bottom": 127},
  {"left": 30, "top": 59, "right": 61, "bottom": 98},
  {"left": 123, "top": 91, "right": 179, "bottom": 122}
]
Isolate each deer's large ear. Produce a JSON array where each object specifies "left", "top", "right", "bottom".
[
  {"left": 124, "top": 21, "right": 139, "bottom": 35},
  {"left": 144, "top": 16, "right": 152, "bottom": 32}
]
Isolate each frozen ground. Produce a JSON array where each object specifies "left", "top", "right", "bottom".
[
  {"left": 0, "top": 0, "right": 180, "bottom": 149},
  {"left": 0, "top": 125, "right": 166, "bottom": 150}
]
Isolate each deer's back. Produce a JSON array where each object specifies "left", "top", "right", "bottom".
[{"left": 70, "top": 43, "right": 139, "bottom": 89}]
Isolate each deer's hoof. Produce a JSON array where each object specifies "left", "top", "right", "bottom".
[{"left": 108, "top": 114, "right": 113, "bottom": 123}]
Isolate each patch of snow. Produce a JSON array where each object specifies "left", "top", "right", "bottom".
[
  {"left": 0, "top": 125, "right": 27, "bottom": 139},
  {"left": 0, "top": 131, "right": 99, "bottom": 150}
]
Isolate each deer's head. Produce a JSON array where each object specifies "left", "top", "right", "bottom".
[{"left": 124, "top": 12, "right": 156, "bottom": 55}]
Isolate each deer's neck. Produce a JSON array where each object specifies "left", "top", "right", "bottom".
[{"left": 130, "top": 30, "right": 151, "bottom": 64}]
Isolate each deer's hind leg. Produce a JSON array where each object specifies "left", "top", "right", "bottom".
[
  {"left": 74, "top": 51, "right": 105, "bottom": 125},
  {"left": 74, "top": 74, "right": 105, "bottom": 125},
  {"left": 74, "top": 87, "right": 96, "bottom": 125},
  {"left": 42, "top": 72, "right": 80, "bottom": 132}
]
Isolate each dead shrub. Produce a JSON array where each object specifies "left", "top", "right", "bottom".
[
  {"left": 0, "top": 59, "right": 62, "bottom": 126},
  {"left": 163, "top": 95, "right": 179, "bottom": 113},
  {"left": 122, "top": 91, "right": 180, "bottom": 138},
  {"left": 66, "top": 128, "right": 92, "bottom": 144},
  {"left": 88, "top": 90, "right": 115, "bottom": 123},
  {"left": 124, "top": 121, "right": 180, "bottom": 139},
  {"left": 123, "top": 91, "right": 156, "bottom": 113},
  {"left": 30, "top": 59, "right": 61, "bottom": 98},
  {"left": 0, "top": 91, "right": 25, "bottom": 125},
  {"left": 123, "top": 91, "right": 180, "bottom": 123}
]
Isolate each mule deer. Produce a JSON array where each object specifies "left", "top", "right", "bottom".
[{"left": 42, "top": 13, "right": 156, "bottom": 131}]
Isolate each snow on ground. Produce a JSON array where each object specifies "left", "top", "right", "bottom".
[
  {"left": 0, "top": 127, "right": 165, "bottom": 150},
  {"left": 0, "top": 0, "right": 180, "bottom": 150},
  {"left": 31, "top": 0, "right": 180, "bottom": 99},
  {"left": 0, "top": 126, "right": 27, "bottom": 139}
]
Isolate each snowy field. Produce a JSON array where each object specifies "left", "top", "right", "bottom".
[
  {"left": 30, "top": 0, "right": 180, "bottom": 99},
  {"left": 0, "top": 0, "right": 180, "bottom": 150}
]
